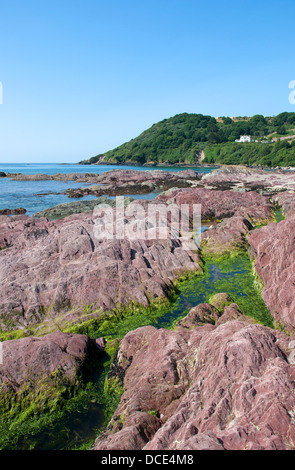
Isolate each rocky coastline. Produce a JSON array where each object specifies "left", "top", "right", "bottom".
[{"left": 1, "top": 165, "right": 295, "bottom": 450}]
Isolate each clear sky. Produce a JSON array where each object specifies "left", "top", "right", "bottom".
[{"left": 0, "top": 0, "right": 295, "bottom": 163}]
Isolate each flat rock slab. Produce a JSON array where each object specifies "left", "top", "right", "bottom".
[
  {"left": 202, "top": 166, "right": 295, "bottom": 193},
  {"left": 33, "top": 197, "right": 133, "bottom": 220}
]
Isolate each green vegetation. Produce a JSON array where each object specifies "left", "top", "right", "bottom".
[
  {"left": 79, "top": 112, "right": 295, "bottom": 167},
  {"left": 204, "top": 140, "right": 295, "bottom": 167},
  {"left": 155, "top": 251, "right": 274, "bottom": 330},
  {"left": 0, "top": 247, "right": 273, "bottom": 450},
  {"left": 63, "top": 269, "right": 203, "bottom": 341},
  {"left": 0, "top": 208, "right": 281, "bottom": 450},
  {"left": 0, "top": 270, "right": 203, "bottom": 451},
  {"left": 0, "top": 368, "right": 101, "bottom": 450},
  {"left": 274, "top": 207, "right": 285, "bottom": 223},
  {"left": 0, "top": 334, "right": 126, "bottom": 451}
]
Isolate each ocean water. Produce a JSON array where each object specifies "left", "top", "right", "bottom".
[{"left": 0, "top": 163, "right": 216, "bottom": 216}]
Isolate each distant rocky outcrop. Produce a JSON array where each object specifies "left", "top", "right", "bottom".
[
  {"left": 8, "top": 172, "right": 100, "bottom": 182},
  {"left": 7, "top": 169, "right": 202, "bottom": 199},
  {"left": 202, "top": 166, "right": 295, "bottom": 193},
  {"left": 0, "top": 208, "right": 26, "bottom": 216},
  {"left": 200, "top": 212, "right": 254, "bottom": 256},
  {"left": 64, "top": 169, "right": 201, "bottom": 198},
  {"left": 33, "top": 197, "right": 133, "bottom": 220},
  {"left": 94, "top": 169, "right": 201, "bottom": 185}
]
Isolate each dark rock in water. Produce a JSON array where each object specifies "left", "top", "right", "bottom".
[
  {"left": 63, "top": 169, "right": 201, "bottom": 198},
  {"left": 0, "top": 172, "right": 6, "bottom": 177},
  {"left": 93, "top": 313, "right": 295, "bottom": 451},
  {"left": 0, "top": 208, "right": 26, "bottom": 216},
  {"left": 9, "top": 172, "right": 100, "bottom": 182},
  {"left": 33, "top": 197, "right": 133, "bottom": 220}
]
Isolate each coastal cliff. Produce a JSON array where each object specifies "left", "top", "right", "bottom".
[{"left": 78, "top": 112, "right": 295, "bottom": 168}]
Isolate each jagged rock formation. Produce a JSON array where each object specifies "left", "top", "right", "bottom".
[
  {"left": 0, "top": 208, "right": 202, "bottom": 329},
  {"left": 93, "top": 302, "right": 295, "bottom": 451},
  {"left": 248, "top": 205, "right": 295, "bottom": 331}
]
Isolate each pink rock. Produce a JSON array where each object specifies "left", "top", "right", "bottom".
[
  {"left": 177, "top": 303, "right": 221, "bottom": 328},
  {"left": 95, "top": 337, "right": 106, "bottom": 350},
  {"left": 248, "top": 212, "right": 295, "bottom": 330},
  {"left": 202, "top": 166, "right": 295, "bottom": 193},
  {"left": 156, "top": 187, "right": 274, "bottom": 224},
  {"left": 93, "top": 317, "right": 295, "bottom": 451},
  {"left": 200, "top": 212, "right": 253, "bottom": 255},
  {"left": 273, "top": 191, "right": 295, "bottom": 217},
  {"left": 0, "top": 330, "right": 102, "bottom": 389},
  {"left": 95, "top": 169, "right": 201, "bottom": 185},
  {"left": 216, "top": 303, "right": 253, "bottom": 326},
  {"left": 0, "top": 210, "right": 202, "bottom": 328}
]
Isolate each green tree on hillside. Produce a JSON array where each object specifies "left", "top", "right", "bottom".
[{"left": 79, "top": 112, "right": 295, "bottom": 167}]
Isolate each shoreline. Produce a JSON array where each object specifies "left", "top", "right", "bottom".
[{"left": 76, "top": 161, "right": 295, "bottom": 171}]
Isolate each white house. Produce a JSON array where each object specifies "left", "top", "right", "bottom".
[{"left": 235, "top": 135, "right": 254, "bottom": 143}]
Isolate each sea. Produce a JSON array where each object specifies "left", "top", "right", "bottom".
[{"left": 0, "top": 162, "right": 216, "bottom": 216}]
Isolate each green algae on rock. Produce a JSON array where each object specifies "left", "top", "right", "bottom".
[
  {"left": 62, "top": 267, "right": 205, "bottom": 340},
  {"left": 0, "top": 332, "right": 104, "bottom": 450},
  {"left": 0, "top": 212, "right": 277, "bottom": 451},
  {"left": 155, "top": 251, "right": 274, "bottom": 330},
  {"left": 0, "top": 250, "right": 273, "bottom": 451}
]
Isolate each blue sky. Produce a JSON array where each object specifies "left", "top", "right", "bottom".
[{"left": 0, "top": 0, "right": 295, "bottom": 163}]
